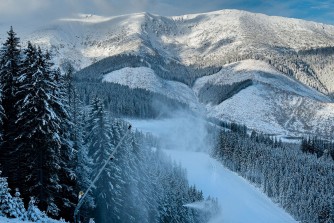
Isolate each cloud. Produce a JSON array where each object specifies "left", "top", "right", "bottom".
[
  {"left": 0, "top": 0, "right": 332, "bottom": 27},
  {"left": 0, "top": 0, "right": 49, "bottom": 20}
]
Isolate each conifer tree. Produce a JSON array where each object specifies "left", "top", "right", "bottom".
[
  {"left": 0, "top": 171, "right": 13, "bottom": 217},
  {"left": 0, "top": 26, "right": 22, "bottom": 187},
  {"left": 65, "top": 65, "right": 94, "bottom": 221},
  {"left": 51, "top": 64, "right": 78, "bottom": 220},
  {"left": 11, "top": 189, "right": 27, "bottom": 220},
  {"left": 85, "top": 97, "right": 119, "bottom": 223},
  {"left": 14, "top": 46, "right": 74, "bottom": 217},
  {"left": 26, "top": 197, "right": 47, "bottom": 222}
]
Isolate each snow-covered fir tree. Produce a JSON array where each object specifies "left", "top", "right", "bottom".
[
  {"left": 213, "top": 123, "right": 334, "bottom": 223},
  {"left": 14, "top": 44, "right": 75, "bottom": 217},
  {"left": 85, "top": 97, "right": 119, "bottom": 223},
  {"left": 0, "top": 172, "right": 28, "bottom": 220},
  {"left": 51, "top": 62, "right": 78, "bottom": 220},
  {"left": 0, "top": 26, "right": 22, "bottom": 188},
  {"left": 0, "top": 171, "right": 14, "bottom": 218},
  {"left": 0, "top": 28, "right": 214, "bottom": 223},
  {"left": 11, "top": 189, "right": 27, "bottom": 220},
  {"left": 26, "top": 197, "right": 47, "bottom": 222},
  {"left": 65, "top": 65, "right": 95, "bottom": 222}
]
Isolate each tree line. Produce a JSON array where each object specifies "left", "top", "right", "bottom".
[
  {"left": 212, "top": 125, "right": 334, "bottom": 223},
  {"left": 0, "top": 27, "right": 216, "bottom": 222}
]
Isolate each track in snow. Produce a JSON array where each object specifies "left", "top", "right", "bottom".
[
  {"left": 129, "top": 117, "right": 297, "bottom": 223},
  {"left": 164, "top": 149, "right": 297, "bottom": 223}
]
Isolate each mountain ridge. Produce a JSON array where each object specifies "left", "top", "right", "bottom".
[
  {"left": 7, "top": 9, "right": 334, "bottom": 138},
  {"left": 19, "top": 9, "right": 334, "bottom": 94}
]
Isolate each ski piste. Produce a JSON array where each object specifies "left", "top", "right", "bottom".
[{"left": 74, "top": 125, "right": 132, "bottom": 223}]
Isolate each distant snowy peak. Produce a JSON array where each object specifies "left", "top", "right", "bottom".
[
  {"left": 26, "top": 9, "right": 334, "bottom": 68},
  {"left": 22, "top": 9, "right": 334, "bottom": 94}
]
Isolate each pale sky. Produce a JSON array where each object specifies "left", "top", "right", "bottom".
[{"left": 0, "top": 0, "right": 333, "bottom": 27}]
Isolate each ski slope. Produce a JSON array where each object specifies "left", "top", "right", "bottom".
[
  {"left": 129, "top": 117, "right": 297, "bottom": 223},
  {"left": 164, "top": 150, "right": 296, "bottom": 223}
]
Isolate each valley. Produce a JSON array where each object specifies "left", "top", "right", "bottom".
[
  {"left": 0, "top": 7, "right": 333, "bottom": 223},
  {"left": 11, "top": 9, "right": 333, "bottom": 139}
]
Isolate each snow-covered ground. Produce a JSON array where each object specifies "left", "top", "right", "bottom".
[
  {"left": 0, "top": 217, "right": 62, "bottom": 223},
  {"left": 103, "top": 67, "right": 201, "bottom": 110},
  {"left": 193, "top": 60, "right": 334, "bottom": 138},
  {"left": 118, "top": 60, "right": 334, "bottom": 138},
  {"left": 5, "top": 10, "right": 334, "bottom": 138},
  {"left": 128, "top": 117, "right": 297, "bottom": 223},
  {"left": 164, "top": 150, "right": 297, "bottom": 223}
]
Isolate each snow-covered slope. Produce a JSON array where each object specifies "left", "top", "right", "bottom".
[
  {"left": 165, "top": 150, "right": 297, "bottom": 223},
  {"left": 110, "top": 60, "right": 334, "bottom": 138},
  {"left": 99, "top": 59, "right": 334, "bottom": 138},
  {"left": 102, "top": 67, "right": 201, "bottom": 110},
  {"left": 194, "top": 60, "right": 331, "bottom": 103},
  {"left": 129, "top": 118, "right": 297, "bottom": 223},
  {"left": 10, "top": 9, "right": 334, "bottom": 137},
  {"left": 15, "top": 9, "right": 334, "bottom": 92},
  {"left": 0, "top": 217, "right": 62, "bottom": 223},
  {"left": 206, "top": 84, "right": 334, "bottom": 137},
  {"left": 194, "top": 60, "right": 334, "bottom": 137}
]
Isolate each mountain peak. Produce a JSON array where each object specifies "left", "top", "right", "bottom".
[{"left": 25, "top": 9, "right": 334, "bottom": 94}]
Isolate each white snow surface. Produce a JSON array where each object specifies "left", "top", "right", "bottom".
[
  {"left": 103, "top": 67, "right": 201, "bottom": 110},
  {"left": 117, "top": 60, "right": 334, "bottom": 138},
  {"left": 0, "top": 217, "right": 62, "bottom": 223},
  {"left": 5, "top": 10, "right": 334, "bottom": 137},
  {"left": 193, "top": 60, "right": 334, "bottom": 137},
  {"left": 128, "top": 117, "right": 297, "bottom": 223},
  {"left": 165, "top": 150, "right": 297, "bottom": 223},
  {"left": 193, "top": 59, "right": 331, "bottom": 102},
  {"left": 14, "top": 10, "right": 334, "bottom": 72}
]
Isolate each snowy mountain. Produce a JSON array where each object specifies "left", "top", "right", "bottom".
[
  {"left": 19, "top": 10, "right": 334, "bottom": 92},
  {"left": 194, "top": 60, "right": 334, "bottom": 138},
  {"left": 1, "top": 9, "right": 333, "bottom": 223},
  {"left": 86, "top": 58, "right": 334, "bottom": 138},
  {"left": 11, "top": 9, "right": 334, "bottom": 138}
]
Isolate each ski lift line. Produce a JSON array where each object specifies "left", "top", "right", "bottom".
[{"left": 74, "top": 124, "right": 132, "bottom": 223}]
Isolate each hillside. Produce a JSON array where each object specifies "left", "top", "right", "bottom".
[
  {"left": 127, "top": 117, "right": 297, "bottom": 223},
  {"left": 80, "top": 58, "right": 332, "bottom": 138},
  {"left": 102, "top": 67, "right": 201, "bottom": 110},
  {"left": 0, "top": 8, "right": 333, "bottom": 223},
  {"left": 18, "top": 10, "right": 334, "bottom": 93},
  {"left": 9, "top": 9, "right": 334, "bottom": 138},
  {"left": 194, "top": 60, "right": 334, "bottom": 138}
]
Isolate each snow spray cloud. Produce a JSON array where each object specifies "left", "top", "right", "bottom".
[{"left": 150, "top": 98, "right": 213, "bottom": 152}]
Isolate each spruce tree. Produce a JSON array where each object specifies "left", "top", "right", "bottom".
[
  {"left": 26, "top": 197, "right": 47, "bottom": 222},
  {"left": 52, "top": 64, "right": 78, "bottom": 220},
  {"left": 14, "top": 46, "right": 74, "bottom": 217},
  {"left": 0, "top": 26, "right": 22, "bottom": 187},
  {"left": 85, "top": 97, "right": 123, "bottom": 223},
  {"left": 0, "top": 171, "right": 13, "bottom": 217},
  {"left": 11, "top": 189, "right": 27, "bottom": 220},
  {"left": 65, "top": 65, "right": 94, "bottom": 221}
]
